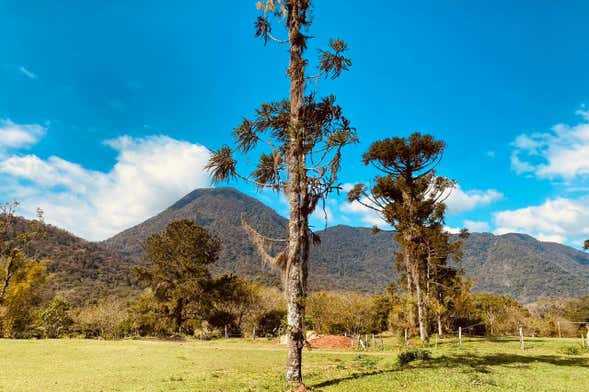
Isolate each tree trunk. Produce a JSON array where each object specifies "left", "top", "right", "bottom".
[
  {"left": 285, "top": 1, "right": 308, "bottom": 385},
  {"left": 414, "top": 268, "right": 428, "bottom": 342},
  {"left": 174, "top": 298, "right": 184, "bottom": 333},
  {"left": 404, "top": 251, "right": 416, "bottom": 333},
  {"left": 0, "top": 257, "right": 15, "bottom": 304},
  {"left": 437, "top": 315, "right": 443, "bottom": 336}
]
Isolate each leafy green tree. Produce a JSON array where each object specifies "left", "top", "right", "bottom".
[
  {"left": 206, "top": 0, "right": 356, "bottom": 384},
  {"left": 135, "top": 220, "right": 221, "bottom": 333},
  {"left": 128, "top": 289, "right": 174, "bottom": 336},
  {"left": 39, "top": 297, "right": 73, "bottom": 338},
  {"left": 348, "top": 133, "right": 456, "bottom": 342}
]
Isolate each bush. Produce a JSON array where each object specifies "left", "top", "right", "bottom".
[
  {"left": 256, "top": 310, "right": 286, "bottom": 337},
  {"left": 398, "top": 349, "right": 432, "bottom": 365},
  {"left": 559, "top": 345, "right": 581, "bottom": 355},
  {"left": 38, "top": 297, "right": 73, "bottom": 338},
  {"left": 72, "top": 297, "right": 128, "bottom": 339}
]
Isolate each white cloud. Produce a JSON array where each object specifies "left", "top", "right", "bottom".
[
  {"left": 19, "top": 66, "right": 38, "bottom": 80},
  {"left": 494, "top": 197, "right": 589, "bottom": 244},
  {"left": 335, "top": 182, "right": 501, "bottom": 229},
  {"left": 1, "top": 135, "right": 211, "bottom": 240},
  {"left": 445, "top": 184, "right": 503, "bottom": 214},
  {"left": 0, "top": 119, "right": 45, "bottom": 151},
  {"left": 339, "top": 198, "right": 385, "bottom": 227},
  {"left": 511, "top": 109, "right": 589, "bottom": 179},
  {"left": 463, "top": 219, "right": 490, "bottom": 232},
  {"left": 444, "top": 226, "right": 462, "bottom": 234}
]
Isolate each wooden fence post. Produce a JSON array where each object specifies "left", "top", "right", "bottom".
[
  {"left": 435, "top": 333, "right": 438, "bottom": 348},
  {"left": 224, "top": 325, "right": 228, "bottom": 339},
  {"left": 458, "top": 327, "right": 462, "bottom": 347},
  {"left": 519, "top": 327, "right": 524, "bottom": 351},
  {"left": 557, "top": 321, "right": 561, "bottom": 338},
  {"left": 252, "top": 326, "right": 256, "bottom": 341},
  {"left": 404, "top": 329, "right": 408, "bottom": 347}
]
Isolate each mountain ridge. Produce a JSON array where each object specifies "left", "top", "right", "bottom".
[{"left": 102, "top": 187, "right": 589, "bottom": 302}]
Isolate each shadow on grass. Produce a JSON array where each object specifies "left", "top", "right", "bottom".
[
  {"left": 310, "top": 351, "right": 589, "bottom": 389},
  {"left": 311, "top": 368, "right": 398, "bottom": 388},
  {"left": 424, "top": 352, "right": 589, "bottom": 374}
]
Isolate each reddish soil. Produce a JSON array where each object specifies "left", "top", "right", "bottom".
[{"left": 308, "top": 335, "right": 354, "bottom": 349}]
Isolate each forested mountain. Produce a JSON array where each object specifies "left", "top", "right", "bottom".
[
  {"left": 8, "top": 217, "right": 135, "bottom": 305},
  {"left": 103, "top": 187, "right": 589, "bottom": 302}
]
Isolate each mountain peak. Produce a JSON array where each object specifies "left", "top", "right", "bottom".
[{"left": 100, "top": 187, "right": 589, "bottom": 302}]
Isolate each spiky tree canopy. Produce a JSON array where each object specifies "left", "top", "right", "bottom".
[
  {"left": 348, "top": 133, "right": 460, "bottom": 342},
  {"left": 348, "top": 133, "right": 453, "bottom": 233},
  {"left": 206, "top": 1, "right": 357, "bottom": 241},
  {"left": 207, "top": 2, "right": 355, "bottom": 384},
  {"left": 207, "top": 94, "right": 357, "bottom": 205}
]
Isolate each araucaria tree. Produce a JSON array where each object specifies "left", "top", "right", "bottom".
[
  {"left": 206, "top": 0, "right": 356, "bottom": 385},
  {"left": 348, "top": 133, "right": 459, "bottom": 342}
]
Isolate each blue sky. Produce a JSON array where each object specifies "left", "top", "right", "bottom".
[{"left": 1, "top": 0, "right": 588, "bottom": 245}]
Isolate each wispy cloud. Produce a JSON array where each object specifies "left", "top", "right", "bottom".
[{"left": 19, "top": 66, "right": 38, "bottom": 80}]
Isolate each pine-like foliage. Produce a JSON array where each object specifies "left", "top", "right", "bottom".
[{"left": 134, "top": 220, "right": 221, "bottom": 332}]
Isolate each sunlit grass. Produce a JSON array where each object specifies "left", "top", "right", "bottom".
[{"left": 0, "top": 336, "right": 587, "bottom": 391}]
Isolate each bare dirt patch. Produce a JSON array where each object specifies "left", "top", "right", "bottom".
[{"left": 308, "top": 335, "right": 354, "bottom": 349}]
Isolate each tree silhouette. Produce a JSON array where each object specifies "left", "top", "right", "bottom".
[{"left": 206, "top": 0, "right": 356, "bottom": 385}]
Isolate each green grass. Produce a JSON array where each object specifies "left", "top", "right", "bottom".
[{"left": 0, "top": 336, "right": 587, "bottom": 391}]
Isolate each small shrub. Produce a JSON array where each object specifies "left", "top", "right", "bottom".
[
  {"left": 560, "top": 345, "right": 581, "bottom": 355},
  {"left": 398, "top": 349, "right": 432, "bottom": 365}
]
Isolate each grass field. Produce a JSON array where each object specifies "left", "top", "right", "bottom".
[{"left": 0, "top": 336, "right": 588, "bottom": 391}]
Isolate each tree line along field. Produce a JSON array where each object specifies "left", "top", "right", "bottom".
[{"left": 0, "top": 336, "right": 587, "bottom": 391}]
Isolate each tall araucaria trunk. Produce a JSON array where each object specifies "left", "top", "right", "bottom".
[
  {"left": 413, "top": 265, "right": 428, "bottom": 342},
  {"left": 285, "top": 0, "right": 309, "bottom": 384}
]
